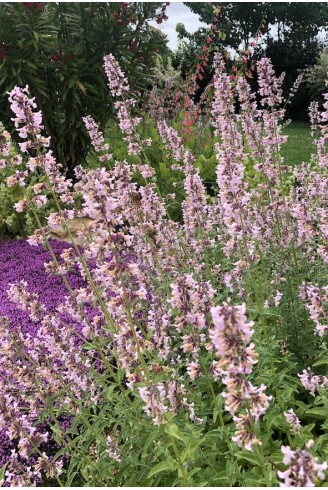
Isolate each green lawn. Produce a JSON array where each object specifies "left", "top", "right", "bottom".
[{"left": 281, "top": 121, "right": 316, "bottom": 166}]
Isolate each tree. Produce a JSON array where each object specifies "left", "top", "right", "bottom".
[
  {"left": 183, "top": 2, "right": 269, "bottom": 50},
  {"left": 178, "top": 2, "right": 328, "bottom": 119},
  {"left": 0, "top": 2, "right": 169, "bottom": 178},
  {"left": 264, "top": 3, "right": 328, "bottom": 119},
  {"left": 183, "top": 2, "right": 328, "bottom": 52}
]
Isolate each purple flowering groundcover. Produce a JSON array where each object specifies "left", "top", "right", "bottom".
[
  {"left": 0, "top": 238, "right": 85, "bottom": 471},
  {"left": 0, "top": 238, "right": 86, "bottom": 337}
]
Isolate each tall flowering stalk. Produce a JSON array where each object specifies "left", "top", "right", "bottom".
[
  {"left": 211, "top": 54, "right": 250, "bottom": 258},
  {"left": 82, "top": 116, "right": 112, "bottom": 162},
  {"left": 103, "top": 54, "right": 130, "bottom": 97},
  {"left": 210, "top": 302, "right": 271, "bottom": 451},
  {"left": 103, "top": 53, "right": 151, "bottom": 156}
]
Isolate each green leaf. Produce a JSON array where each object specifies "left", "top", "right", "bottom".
[
  {"left": 147, "top": 460, "right": 178, "bottom": 478},
  {"left": 306, "top": 408, "right": 328, "bottom": 419},
  {"left": 243, "top": 477, "right": 268, "bottom": 486},
  {"left": 313, "top": 358, "right": 328, "bottom": 367},
  {"left": 0, "top": 463, "right": 8, "bottom": 483},
  {"left": 237, "top": 450, "right": 262, "bottom": 466},
  {"left": 164, "top": 423, "right": 185, "bottom": 442},
  {"left": 76, "top": 80, "right": 86, "bottom": 94},
  {"left": 68, "top": 75, "right": 78, "bottom": 89},
  {"left": 65, "top": 471, "right": 77, "bottom": 486},
  {"left": 81, "top": 465, "right": 89, "bottom": 481},
  {"left": 212, "top": 476, "right": 230, "bottom": 484},
  {"left": 82, "top": 342, "right": 96, "bottom": 350}
]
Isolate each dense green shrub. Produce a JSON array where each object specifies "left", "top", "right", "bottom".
[{"left": 0, "top": 2, "right": 169, "bottom": 178}]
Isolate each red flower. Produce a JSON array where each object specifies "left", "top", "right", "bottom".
[
  {"left": 51, "top": 53, "right": 61, "bottom": 62},
  {"left": 206, "top": 36, "right": 212, "bottom": 44},
  {"left": 202, "top": 46, "right": 208, "bottom": 52},
  {"left": 0, "top": 43, "right": 8, "bottom": 58},
  {"left": 128, "top": 39, "right": 138, "bottom": 52},
  {"left": 23, "top": 2, "right": 43, "bottom": 11}
]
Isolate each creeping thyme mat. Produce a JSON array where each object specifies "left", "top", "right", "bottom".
[
  {"left": 0, "top": 239, "right": 87, "bottom": 475},
  {"left": 0, "top": 239, "right": 86, "bottom": 337}
]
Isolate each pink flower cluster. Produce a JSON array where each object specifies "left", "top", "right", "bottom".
[
  {"left": 83, "top": 115, "right": 112, "bottom": 162},
  {"left": 284, "top": 408, "right": 302, "bottom": 435},
  {"left": 170, "top": 274, "right": 215, "bottom": 379},
  {"left": 8, "top": 85, "right": 50, "bottom": 153},
  {"left": 210, "top": 302, "right": 271, "bottom": 451},
  {"left": 298, "top": 368, "right": 328, "bottom": 396},
  {"left": 103, "top": 53, "right": 130, "bottom": 97},
  {"left": 278, "top": 441, "right": 327, "bottom": 487},
  {"left": 300, "top": 283, "right": 328, "bottom": 337}
]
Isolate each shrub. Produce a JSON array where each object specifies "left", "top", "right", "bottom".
[
  {"left": 0, "top": 54, "right": 327, "bottom": 486},
  {"left": 0, "top": 2, "right": 169, "bottom": 178},
  {"left": 304, "top": 49, "right": 328, "bottom": 102}
]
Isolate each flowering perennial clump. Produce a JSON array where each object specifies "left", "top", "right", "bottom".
[{"left": 0, "top": 52, "right": 327, "bottom": 486}]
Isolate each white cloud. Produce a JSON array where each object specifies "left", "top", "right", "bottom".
[{"left": 149, "top": 2, "right": 208, "bottom": 51}]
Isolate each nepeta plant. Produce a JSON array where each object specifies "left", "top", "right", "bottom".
[{"left": 0, "top": 52, "right": 327, "bottom": 486}]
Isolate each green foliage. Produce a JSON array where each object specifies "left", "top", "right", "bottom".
[
  {"left": 0, "top": 180, "right": 55, "bottom": 240},
  {"left": 303, "top": 49, "right": 328, "bottom": 102},
  {"left": 0, "top": 2, "right": 169, "bottom": 177},
  {"left": 0, "top": 141, "right": 55, "bottom": 239}
]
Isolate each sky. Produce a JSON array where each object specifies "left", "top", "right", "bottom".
[
  {"left": 149, "top": 2, "right": 207, "bottom": 50},
  {"left": 150, "top": 2, "right": 327, "bottom": 52}
]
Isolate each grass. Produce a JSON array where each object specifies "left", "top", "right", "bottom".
[{"left": 281, "top": 121, "right": 316, "bottom": 166}]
